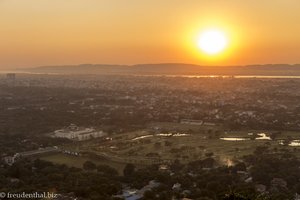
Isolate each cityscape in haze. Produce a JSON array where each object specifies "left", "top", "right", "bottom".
[{"left": 1, "top": 1, "right": 300, "bottom": 200}]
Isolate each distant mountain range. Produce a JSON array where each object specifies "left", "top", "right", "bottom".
[{"left": 18, "top": 63, "right": 300, "bottom": 76}]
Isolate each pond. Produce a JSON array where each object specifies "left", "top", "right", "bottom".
[
  {"left": 256, "top": 133, "right": 271, "bottom": 140},
  {"left": 220, "top": 133, "right": 271, "bottom": 141},
  {"left": 132, "top": 135, "right": 153, "bottom": 141},
  {"left": 279, "top": 140, "right": 300, "bottom": 147},
  {"left": 220, "top": 137, "right": 250, "bottom": 141},
  {"left": 289, "top": 140, "right": 300, "bottom": 147},
  {"left": 132, "top": 133, "right": 190, "bottom": 140}
]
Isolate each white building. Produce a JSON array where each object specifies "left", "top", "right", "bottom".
[
  {"left": 2, "top": 153, "right": 20, "bottom": 166},
  {"left": 53, "top": 124, "right": 106, "bottom": 141}
]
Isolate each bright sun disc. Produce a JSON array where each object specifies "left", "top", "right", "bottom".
[{"left": 198, "top": 29, "right": 228, "bottom": 55}]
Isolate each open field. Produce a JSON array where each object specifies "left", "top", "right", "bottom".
[
  {"left": 147, "top": 122, "right": 222, "bottom": 132},
  {"left": 57, "top": 122, "right": 300, "bottom": 166}
]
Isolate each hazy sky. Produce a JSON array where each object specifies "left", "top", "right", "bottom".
[{"left": 1, "top": 0, "right": 300, "bottom": 69}]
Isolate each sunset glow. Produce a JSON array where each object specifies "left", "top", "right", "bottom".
[
  {"left": 198, "top": 29, "right": 228, "bottom": 55},
  {"left": 1, "top": 0, "right": 300, "bottom": 68}
]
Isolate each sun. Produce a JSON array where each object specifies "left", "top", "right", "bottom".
[{"left": 198, "top": 29, "right": 228, "bottom": 55}]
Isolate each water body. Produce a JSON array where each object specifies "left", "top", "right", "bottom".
[
  {"left": 136, "top": 74, "right": 300, "bottom": 79},
  {"left": 220, "top": 133, "right": 271, "bottom": 141},
  {"left": 132, "top": 135, "right": 153, "bottom": 141},
  {"left": 0, "top": 71, "right": 59, "bottom": 75},
  {"left": 221, "top": 135, "right": 300, "bottom": 147},
  {"left": 256, "top": 133, "right": 271, "bottom": 140},
  {"left": 279, "top": 140, "right": 300, "bottom": 147},
  {"left": 220, "top": 137, "right": 250, "bottom": 141},
  {"left": 132, "top": 133, "right": 190, "bottom": 141},
  {"left": 289, "top": 140, "right": 300, "bottom": 147}
]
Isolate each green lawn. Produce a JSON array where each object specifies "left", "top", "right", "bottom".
[{"left": 50, "top": 127, "right": 300, "bottom": 169}]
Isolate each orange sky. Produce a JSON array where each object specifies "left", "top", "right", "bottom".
[{"left": 1, "top": 0, "right": 300, "bottom": 69}]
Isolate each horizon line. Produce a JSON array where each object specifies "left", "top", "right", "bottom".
[{"left": 2, "top": 62, "right": 300, "bottom": 71}]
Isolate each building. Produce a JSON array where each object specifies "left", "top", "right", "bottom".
[
  {"left": 53, "top": 124, "right": 106, "bottom": 141},
  {"left": 172, "top": 183, "right": 182, "bottom": 191},
  {"left": 3, "top": 156, "right": 15, "bottom": 166},
  {"left": 2, "top": 153, "right": 20, "bottom": 166},
  {"left": 113, "top": 180, "right": 160, "bottom": 200},
  {"left": 6, "top": 73, "right": 16, "bottom": 80}
]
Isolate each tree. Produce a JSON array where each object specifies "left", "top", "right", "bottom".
[
  {"left": 123, "top": 163, "right": 135, "bottom": 177},
  {"left": 270, "top": 131, "right": 282, "bottom": 140},
  {"left": 97, "top": 165, "right": 118, "bottom": 176},
  {"left": 205, "top": 152, "right": 214, "bottom": 157},
  {"left": 83, "top": 161, "right": 96, "bottom": 171},
  {"left": 254, "top": 146, "right": 269, "bottom": 155},
  {"left": 143, "top": 190, "right": 155, "bottom": 199},
  {"left": 164, "top": 141, "right": 172, "bottom": 146},
  {"left": 222, "top": 192, "right": 251, "bottom": 200}
]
